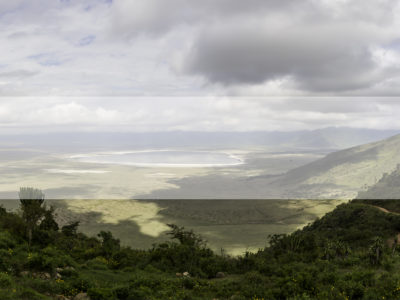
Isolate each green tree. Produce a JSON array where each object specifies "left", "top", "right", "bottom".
[
  {"left": 19, "top": 187, "right": 46, "bottom": 247},
  {"left": 97, "top": 231, "right": 120, "bottom": 259},
  {"left": 166, "top": 224, "right": 205, "bottom": 248},
  {"left": 39, "top": 206, "right": 59, "bottom": 231},
  {"left": 369, "top": 236, "right": 384, "bottom": 265},
  {"left": 61, "top": 221, "right": 80, "bottom": 237}
]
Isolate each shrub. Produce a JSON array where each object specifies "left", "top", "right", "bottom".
[
  {"left": 0, "top": 272, "right": 13, "bottom": 288},
  {"left": 26, "top": 253, "right": 53, "bottom": 271},
  {"left": 69, "top": 276, "right": 91, "bottom": 293},
  {"left": 88, "top": 287, "right": 116, "bottom": 300},
  {"left": 26, "top": 279, "right": 61, "bottom": 296},
  {"left": 113, "top": 285, "right": 129, "bottom": 299},
  {"left": 86, "top": 258, "right": 109, "bottom": 270},
  {"left": 41, "top": 246, "right": 76, "bottom": 269},
  {"left": 17, "top": 288, "right": 48, "bottom": 300},
  {"left": 0, "top": 232, "right": 16, "bottom": 250}
]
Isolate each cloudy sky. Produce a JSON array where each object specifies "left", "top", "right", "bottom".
[{"left": 1, "top": 0, "right": 400, "bottom": 133}]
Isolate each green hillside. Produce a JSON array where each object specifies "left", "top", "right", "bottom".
[
  {"left": 2, "top": 197, "right": 400, "bottom": 299},
  {"left": 356, "top": 164, "right": 400, "bottom": 200},
  {"left": 276, "top": 133, "right": 400, "bottom": 199}
]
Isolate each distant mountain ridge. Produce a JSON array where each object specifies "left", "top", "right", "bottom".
[
  {"left": 293, "top": 127, "right": 399, "bottom": 149},
  {"left": 1, "top": 127, "right": 398, "bottom": 152}
]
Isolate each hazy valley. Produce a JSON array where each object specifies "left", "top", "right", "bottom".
[{"left": 1, "top": 128, "right": 400, "bottom": 254}]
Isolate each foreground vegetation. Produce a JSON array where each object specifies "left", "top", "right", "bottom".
[{"left": 2, "top": 189, "right": 400, "bottom": 299}]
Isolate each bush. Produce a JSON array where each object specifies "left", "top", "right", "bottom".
[
  {"left": 0, "top": 272, "right": 13, "bottom": 288},
  {"left": 86, "top": 258, "right": 109, "bottom": 270},
  {"left": 113, "top": 286, "right": 129, "bottom": 299},
  {"left": 17, "top": 288, "right": 48, "bottom": 300},
  {"left": 2, "top": 199, "right": 400, "bottom": 299},
  {"left": 41, "top": 246, "right": 76, "bottom": 269},
  {"left": 0, "top": 289, "right": 16, "bottom": 300},
  {"left": 88, "top": 287, "right": 116, "bottom": 300},
  {"left": 26, "top": 253, "right": 53, "bottom": 271},
  {"left": 0, "top": 232, "right": 16, "bottom": 250},
  {"left": 26, "top": 279, "right": 61, "bottom": 296},
  {"left": 69, "top": 276, "right": 91, "bottom": 293}
]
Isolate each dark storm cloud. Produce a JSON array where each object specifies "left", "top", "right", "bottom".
[
  {"left": 182, "top": 22, "right": 384, "bottom": 92},
  {"left": 111, "top": 0, "right": 400, "bottom": 94}
]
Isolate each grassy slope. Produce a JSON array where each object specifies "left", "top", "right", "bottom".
[
  {"left": 356, "top": 164, "right": 400, "bottom": 200},
  {"left": 46, "top": 199, "right": 343, "bottom": 255},
  {"left": 2, "top": 200, "right": 400, "bottom": 299},
  {"left": 276, "top": 133, "right": 400, "bottom": 199}
]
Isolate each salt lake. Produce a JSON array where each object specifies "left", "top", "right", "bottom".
[{"left": 70, "top": 150, "right": 243, "bottom": 167}]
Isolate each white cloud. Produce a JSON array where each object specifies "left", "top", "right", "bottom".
[
  {"left": 0, "top": 97, "right": 399, "bottom": 133},
  {"left": 0, "top": 0, "right": 400, "bottom": 97},
  {"left": 0, "top": 99, "right": 121, "bottom": 128},
  {"left": 0, "top": 1, "right": 400, "bottom": 133}
]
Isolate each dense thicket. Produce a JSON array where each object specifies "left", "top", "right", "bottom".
[{"left": 1, "top": 198, "right": 400, "bottom": 299}]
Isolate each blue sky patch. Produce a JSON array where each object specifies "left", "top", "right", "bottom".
[
  {"left": 78, "top": 35, "right": 96, "bottom": 46},
  {"left": 28, "top": 53, "right": 65, "bottom": 66}
]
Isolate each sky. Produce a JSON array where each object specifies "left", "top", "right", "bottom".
[{"left": 1, "top": 0, "right": 400, "bottom": 133}]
